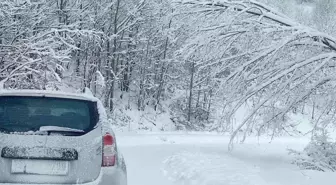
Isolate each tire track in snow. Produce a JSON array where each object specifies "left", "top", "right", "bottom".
[{"left": 163, "top": 151, "right": 266, "bottom": 185}]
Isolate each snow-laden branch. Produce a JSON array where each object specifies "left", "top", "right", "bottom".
[
  {"left": 173, "top": 0, "right": 336, "bottom": 147},
  {"left": 177, "top": 0, "right": 336, "bottom": 51}
]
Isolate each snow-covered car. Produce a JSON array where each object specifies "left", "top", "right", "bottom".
[{"left": 0, "top": 89, "right": 127, "bottom": 185}]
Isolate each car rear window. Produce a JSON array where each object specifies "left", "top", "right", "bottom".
[{"left": 0, "top": 96, "right": 98, "bottom": 134}]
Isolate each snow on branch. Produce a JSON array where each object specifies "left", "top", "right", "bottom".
[
  {"left": 177, "top": 0, "right": 336, "bottom": 51},
  {"left": 174, "top": 0, "right": 336, "bottom": 149},
  {"left": 0, "top": 0, "right": 104, "bottom": 90}
]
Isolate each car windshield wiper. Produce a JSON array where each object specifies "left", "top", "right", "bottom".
[{"left": 38, "top": 126, "right": 85, "bottom": 133}]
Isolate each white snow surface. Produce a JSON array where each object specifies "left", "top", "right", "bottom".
[{"left": 116, "top": 132, "right": 336, "bottom": 185}]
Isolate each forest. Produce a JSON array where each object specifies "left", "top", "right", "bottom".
[{"left": 1, "top": 0, "right": 336, "bottom": 150}]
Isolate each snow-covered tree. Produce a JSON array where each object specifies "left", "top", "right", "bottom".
[
  {"left": 171, "top": 0, "right": 336, "bottom": 149},
  {"left": 0, "top": 0, "right": 83, "bottom": 89}
]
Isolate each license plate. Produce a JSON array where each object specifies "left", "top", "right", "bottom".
[{"left": 11, "top": 159, "right": 69, "bottom": 175}]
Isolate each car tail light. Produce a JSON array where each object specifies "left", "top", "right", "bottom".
[{"left": 102, "top": 133, "right": 116, "bottom": 167}]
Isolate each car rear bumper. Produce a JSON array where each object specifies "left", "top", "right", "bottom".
[{"left": 0, "top": 167, "right": 126, "bottom": 185}]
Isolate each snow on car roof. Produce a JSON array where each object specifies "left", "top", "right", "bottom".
[{"left": 0, "top": 89, "right": 98, "bottom": 102}]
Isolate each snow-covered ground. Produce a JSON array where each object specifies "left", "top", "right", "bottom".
[{"left": 116, "top": 132, "right": 336, "bottom": 185}]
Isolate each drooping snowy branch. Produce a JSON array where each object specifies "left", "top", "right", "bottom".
[{"left": 172, "top": 0, "right": 336, "bottom": 148}]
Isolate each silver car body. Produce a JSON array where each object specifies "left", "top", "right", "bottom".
[{"left": 0, "top": 90, "right": 127, "bottom": 185}]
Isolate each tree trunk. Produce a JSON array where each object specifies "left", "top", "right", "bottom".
[
  {"left": 154, "top": 17, "right": 172, "bottom": 111},
  {"left": 206, "top": 89, "right": 212, "bottom": 121},
  {"left": 187, "top": 62, "right": 195, "bottom": 121},
  {"left": 83, "top": 43, "right": 89, "bottom": 87},
  {"left": 105, "top": 40, "right": 111, "bottom": 107},
  {"left": 108, "top": 0, "right": 121, "bottom": 112},
  {"left": 196, "top": 85, "right": 201, "bottom": 108},
  {"left": 123, "top": 31, "right": 133, "bottom": 92},
  {"left": 138, "top": 39, "right": 150, "bottom": 111},
  {"left": 76, "top": 2, "right": 83, "bottom": 77}
]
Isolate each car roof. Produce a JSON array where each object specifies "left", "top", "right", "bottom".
[{"left": 0, "top": 89, "right": 98, "bottom": 102}]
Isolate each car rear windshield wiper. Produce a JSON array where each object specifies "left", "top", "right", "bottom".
[{"left": 39, "top": 126, "right": 85, "bottom": 134}]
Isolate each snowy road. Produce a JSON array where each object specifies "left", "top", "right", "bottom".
[{"left": 116, "top": 133, "right": 336, "bottom": 185}]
